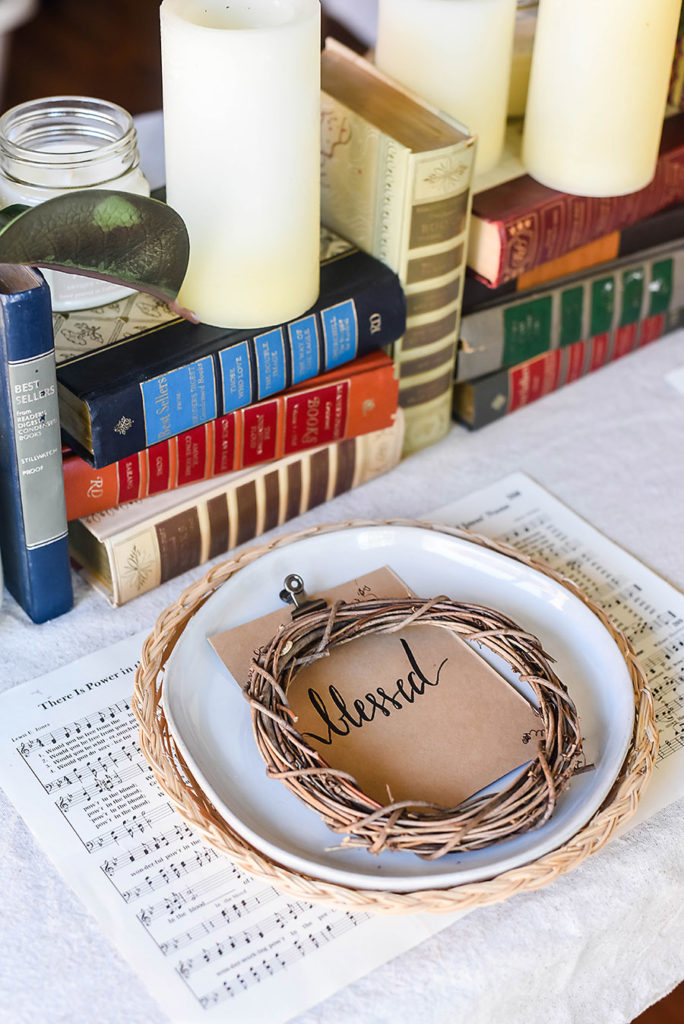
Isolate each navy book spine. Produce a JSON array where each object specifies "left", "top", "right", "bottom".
[
  {"left": 0, "top": 267, "right": 73, "bottom": 622},
  {"left": 57, "top": 248, "right": 406, "bottom": 467}
]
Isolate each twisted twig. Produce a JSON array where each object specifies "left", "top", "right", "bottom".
[{"left": 246, "top": 596, "right": 585, "bottom": 859}]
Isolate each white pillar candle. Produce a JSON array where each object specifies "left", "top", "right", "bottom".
[
  {"left": 522, "top": 0, "right": 681, "bottom": 197},
  {"left": 160, "top": 0, "right": 321, "bottom": 329},
  {"left": 375, "top": 0, "right": 517, "bottom": 175}
]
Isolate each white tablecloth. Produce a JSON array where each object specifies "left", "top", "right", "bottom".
[
  {"left": 2, "top": 327, "right": 684, "bottom": 1024},
  {"left": 1, "top": 116, "right": 684, "bottom": 1023}
]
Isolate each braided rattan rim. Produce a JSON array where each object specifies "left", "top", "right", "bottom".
[{"left": 133, "top": 519, "right": 658, "bottom": 914}]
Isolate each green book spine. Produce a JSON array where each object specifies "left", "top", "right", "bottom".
[
  {"left": 456, "top": 240, "right": 684, "bottom": 382},
  {"left": 454, "top": 308, "right": 682, "bottom": 431}
]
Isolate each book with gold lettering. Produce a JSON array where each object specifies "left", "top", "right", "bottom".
[
  {"left": 456, "top": 237, "right": 684, "bottom": 382},
  {"left": 62, "top": 349, "right": 398, "bottom": 520},
  {"left": 55, "top": 228, "right": 405, "bottom": 468},
  {"left": 320, "top": 39, "right": 476, "bottom": 456},
  {"left": 468, "top": 112, "right": 684, "bottom": 288},
  {"left": 68, "top": 411, "right": 405, "bottom": 606},
  {"left": 454, "top": 308, "right": 683, "bottom": 430}
]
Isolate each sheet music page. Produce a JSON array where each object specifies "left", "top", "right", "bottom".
[
  {"left": 0, "top": 635, "right": 453, "bottom": 1024},
  {"left": 430, "top": 471, "right": 684, "bottom": 825},
  {"left": 2, "top": 471, "right": 683, "bottom": 1023}
]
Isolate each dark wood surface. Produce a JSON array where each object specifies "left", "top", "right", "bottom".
[
  {"left": 1, "top": 0, "right": 363, "bottom": 115},
  {"left": 2, "top": 3, "right": 682, "bottom": 1021}
]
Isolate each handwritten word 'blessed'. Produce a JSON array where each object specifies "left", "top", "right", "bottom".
[{"left": 302, "top": 638, "right": 447, "bottom": 745}]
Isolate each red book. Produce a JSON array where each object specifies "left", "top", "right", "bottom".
[
  {"left": 468, "top": 113, "right": 684, "bottom": 287},
  {"left": 62, "top": 351, "right": 398, "bottom": 520}
]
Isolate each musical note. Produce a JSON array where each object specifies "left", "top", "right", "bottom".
[
  {"left": 158, "top": 892, "right": 295, "bottom": 955},
  {"left": 84, "top": 805, "right": 174, "bottom": 852},
  {"left": 172, "top": 902, "right": 317, "bottom": 975},
  {"left": 196, "top": 912, "right": 366, "bottom": 1007},
  {"left": 489, "top": 500, "right": 684, "bottom": 770},
  {"left": 12, "top": 473, "right": 684, "bottom": 1018}
]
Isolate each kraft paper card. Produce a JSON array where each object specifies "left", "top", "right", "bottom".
[
  {"left": 210, "top": 569, "right": 540, "bottom": 808},
  {"left": 209, "top": 568, "right": 413, "bottom": 688}
]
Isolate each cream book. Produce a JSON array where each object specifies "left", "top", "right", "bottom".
[
  {"left": 320, "top": 39, "right": 476, "bottom": 456},
  {"left": 68, "top": 412, "right": 405, "bottom": 606}
]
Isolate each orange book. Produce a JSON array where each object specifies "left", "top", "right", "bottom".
[
  {"left": 515, "top": 233, "right": 621, "bottom": 291},
  {"left": 63, "top": 351, "right": 398, "bottom": 520}
]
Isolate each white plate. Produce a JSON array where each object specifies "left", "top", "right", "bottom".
[{"left": 163, "top": 524, "right": 635, "bottom": 892}]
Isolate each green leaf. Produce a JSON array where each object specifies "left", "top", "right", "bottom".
[{"left": 0, "top": 190, "right": 194, "bottom": 317}]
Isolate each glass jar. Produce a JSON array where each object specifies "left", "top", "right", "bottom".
[{"left": 0, "top": 96, "right": 150, "bottom": 311}]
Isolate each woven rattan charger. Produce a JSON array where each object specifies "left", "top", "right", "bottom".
[{"left": 133, "top": 519, "right": 659, "bottom": 914}]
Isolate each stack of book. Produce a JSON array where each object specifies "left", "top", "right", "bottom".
[
  {"left": 55, "top": 40, "right": 478, "bottom": 612},
  {"left": 2, "top": 36, "right": 481, "bottom": 618},
  {"left": 55, "top": 228, "right": 408, "bottom": 607},
  {"left": 453, "top": 110, "right": 684, "bottom": 429},
  {"left": 17, "top": 24, "right": 684, "bottom": 614}
]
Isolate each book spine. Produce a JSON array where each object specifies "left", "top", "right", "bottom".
[
  {"left": 0, "top": 270, "right": 73, "bottom": 622},
  {"left": 454, "top": 311, "right": 675, "bottom": 430},
  {"left": 320, "top": 48, "right": 476, "bottom": 455},
  {"left": 394, "top": 144, "right": 475, "bottom": 455},
  {"left": 456, "top": 242, "right": 684, "bottom": 382},
  {"left": 495, "top": 143, "right": 684, "bottom": 286},
  {"left": 60, "top": 249, "right": 405, "bottom": 467},
  {"left": 77, "top": 413, "right": 404, "bottom": 606},
  {"left": 464, "top": 201, "right": 684, "bottom": 315},
  {"left": 62, "top": 352, "right": 398, "bottom": 519},
  {"left": 462, "top": 233, "right": 621, "bottom": 316}
]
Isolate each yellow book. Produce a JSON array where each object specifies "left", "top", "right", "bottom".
[{"left": 321, "top": 39, "right": 476, "bottom": 455}]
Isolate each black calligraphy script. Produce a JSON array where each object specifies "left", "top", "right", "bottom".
[{"left": 301, "top": 638, "right": 447, "bottom": 746}]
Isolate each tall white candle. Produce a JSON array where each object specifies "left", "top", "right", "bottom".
[
  {"left": 522, "top": 0, "right": 682, "bottom": 197},
  {"left": 160, "top": 0, "right": 321, "bottom": 329},
  {"left": 375, "top": 0, "right": 517, "bottom": 175}
]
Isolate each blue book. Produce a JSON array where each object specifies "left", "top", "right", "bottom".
[
  {"left": 0, "top": 266, "right": 73, "bottom": 622},
  {"left": 56, "top": 233, "right": 406, "bottom": 468}
]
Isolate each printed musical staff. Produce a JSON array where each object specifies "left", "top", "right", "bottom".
[
  {"left": 84, "top": 805, "right": 175, "bottom": 852},
  {"left": 507, "top": 523, "right": 684, "bottom": 765},
  {"left": 43, "top": 743, "right": 146, "bottom": 793},
  {"left": 96, "top": 821, "right": 195, "bottom": 871},
  {"left": 9, "top": 472, "right": 684, "bottom": 1022},
  {"left": 158, "top": 892, "right": 287, "bottom": 955},
  {"left": 451, "top": 474, "right": 684, "bottom": 775},
  {"left": 176, "top": 902, "right": 315, "bottom": 976},
  {"left": 14, "top": 692, "right": 375, "bottom": 1014},
  {"left": 197, "top": 913, "right": 362, "bottom": 1009},
  {"left": 106, "top": 848, "right": 220, "bottom": 898},
  {"left": 18, "top": 701, "right": 135, "bottom": 758}
]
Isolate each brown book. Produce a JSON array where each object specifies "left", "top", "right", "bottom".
[
  {"left": 68, "top": 412, "right": 405, "bottom": 606},
  {"left": 468, "top": 112, "right": 684, "bottom": 287}
]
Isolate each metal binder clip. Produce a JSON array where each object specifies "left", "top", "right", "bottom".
[{"left": 279, "top": 574, "right": 327, "bottom": 619}]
